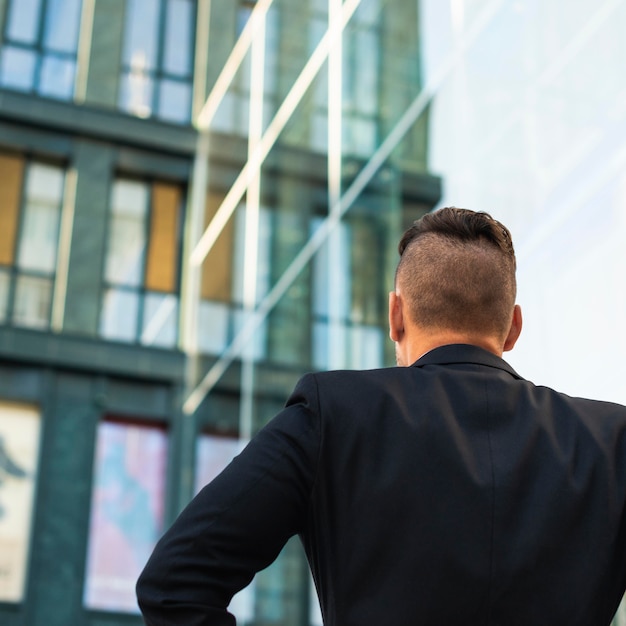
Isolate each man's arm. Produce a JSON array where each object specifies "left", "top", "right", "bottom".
[{"left": 136, "top": 375, "right": 320, "bottom": 625}]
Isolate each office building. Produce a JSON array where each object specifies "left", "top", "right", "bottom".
[{"left": 0, "top": 1, "right": 440, "bottom": 624}]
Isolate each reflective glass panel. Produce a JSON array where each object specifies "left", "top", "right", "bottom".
[
  {"left": 43, "top": 0, "right": 82, "bottom": 53},
  {"left": 12, "top": 275, "right": 52, "bottom": 328},
  {"left": 17, "top": 163, "right": 64, "bottom": 273},
  {"left": 157, "top": 79, "right": 191, "bottom": 124},
  {"left": 348, "top": 325, "right": 383, "bottom": 369},
  {"left": 25, "top": 161, "right": 64, "bottom": 203},
  {"left": 312, "top": 320, "right": 328, "bottom": 371},
  {"left": 0, "top": 270, "right": 10, "bottom": 322},
  {"left": 210, "top": 91, "right": 236, "bottom": 132},
  {"left": 354, "top": 0, "right": 380, "bottom": 26},
  {"left": 0, "top": 46, "right": 36, "bottom": 91},
  {"left": 344, "top": 117, "right": 376, "bottom": 157},
  {"left": 141, "top": 293, "right": 178, "bottom": 348},
  {"left": 84, "top": 419, "right": 167, "bottom": 612},
  {"left": 230, "top": 205, "right": 272, "bottom": 305},
  {"left": 354, "top": 30, "right": 379, "bottom": 115},
  {"left": 17, "top": 202, "right": 61, "bottom": 272},
  {"left": 99, "top": 288, "right": 139, "bottom": 342},
  {"left": 197, "top": 300, "right": 230, "bottom": 355},
  {"left": 163, "top": 0, "right": 192, "bottom": 77},
  {"left": 105, "top": 180, "right": 147, "bottom": 287},
  {"left": 119, "top": 71, "right": 154, "bottom": 118},
  {"left": 122, "top": 0, "right": 160, "bottom": 71},
  {"left": 38, "top": 55, "right": 75, "bottom": 99},
  {"left": 232, "top": 308, "right": 267, "bottom": 361},
  {"left": 5, "top": 0, "right": 43, "bottom": 44}
]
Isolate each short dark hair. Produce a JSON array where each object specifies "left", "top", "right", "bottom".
[{"left": 396, "top": 207, "right": 517, "bottom": 339}]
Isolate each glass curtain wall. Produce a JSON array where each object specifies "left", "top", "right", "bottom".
[
  {"left": 420, "top": 0, "right": 626, "bottom": 410},
  {"left": 181, "top": 0, "right": 430, "bottom": 623},
  {"left": 184, "top": 0, "right": 427, "bottom": 393}
]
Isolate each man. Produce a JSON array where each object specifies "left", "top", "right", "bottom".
[{"left": 137, "top": 207, "right": 626, "bottom": 625}]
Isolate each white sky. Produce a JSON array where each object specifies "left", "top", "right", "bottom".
[{"left": 420, "top": 0, "right": 626, "bottom": 404}]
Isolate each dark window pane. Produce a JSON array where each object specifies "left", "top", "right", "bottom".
[
  {"left": 122, "top": 0, "right": 160, "bottom": 71},
  {"left": 163, "top": 0, "right": 193, "bottom": 77},
  {"left": 0, "top": 46, "right": 37, "bottom": 91},
  {"left": 5, "top": 0, "right": 43, "bottom": 44},
  {"left": 43, "top": 0, "right": 82, "bottom": 53},
  {"left": 38, "top": 55, "right": 75, "bottom": 99},
  {"left": 157, "top": 79, "right": 191, "bottom": 123}
]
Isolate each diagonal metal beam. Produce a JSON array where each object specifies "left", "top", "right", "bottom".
[{"left": 182, "top": 0, "right": 506, "bottom": 415}]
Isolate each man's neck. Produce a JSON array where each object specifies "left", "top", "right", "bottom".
[{"left": 398, "top": 329, "right": 503, "bottom": 366}]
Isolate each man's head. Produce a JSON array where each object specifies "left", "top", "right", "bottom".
[{"left": 389, "top": 207, "right": 522, "bottom": 364}]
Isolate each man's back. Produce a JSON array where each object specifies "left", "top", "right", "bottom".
[
  {"left": 137, "top": 344, "right": 626, "bottom": 625},
  {"left": 302, "top": 344, "right": 626, "bottom": 624}
]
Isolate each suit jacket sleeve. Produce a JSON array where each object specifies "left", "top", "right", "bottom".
[{"left": 136, "top": 374, "right": 320, "bottom": 626}]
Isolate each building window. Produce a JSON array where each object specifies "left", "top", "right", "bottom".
[
  {"left": 308, "top": 0, "right": 380, "bottom": 157},
  {"left": 119, "top": 0, "right": 195, "bottom": 124},
  {"left": 0, "top": 0, "right": 83, "bottom": 99},
  {"left": 342, "top": 0, "right": 380, "bottom": 157},
  {"left": 211, "top": 2, "right": 279, "bottom": 135},
  {"left": 311, "top": 214, "right": 384, "bottom": 370},
  {"left": 84, "top": 418, "right": 167, "bottom": 612},
  {"left": 0, "top": 152, "right": 65, "bottom": 330},
  {"left": 197, "top": 200, "right": 270, "bottom": 358},
  {"left": 100, "top": 177, "right": 183, "bottom": 347}
]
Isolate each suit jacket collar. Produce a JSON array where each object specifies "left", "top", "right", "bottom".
[{"left": 412, "top": 343, "right": 523, "bottom": 380}]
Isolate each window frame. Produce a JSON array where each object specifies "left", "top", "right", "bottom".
[
  {"left": 0, "top": 152, "right": 66, "bottom": 330},
  {"left": 99, "top": 174, "right": 185, "bottom": 348},
  {"left": 0, "top": 0, "right": 83, "bottom": 100},
  {"left": 118, "top": 0, "right": 197, "bottom": 124}
]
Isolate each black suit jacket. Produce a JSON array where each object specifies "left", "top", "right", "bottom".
[{"left": 137, "top": 344, "right": 626, "bottom": 625}]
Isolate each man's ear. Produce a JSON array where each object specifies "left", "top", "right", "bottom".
[
  {"left": 503, "top": 304, "right": 522, "bottom": 352},
  {"left": 389, "top": 291, "right": 404, "bottom": 343}
]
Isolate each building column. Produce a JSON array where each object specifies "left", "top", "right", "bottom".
[{"left": 62, "top": 140, "right": 115, "bottom": 336}]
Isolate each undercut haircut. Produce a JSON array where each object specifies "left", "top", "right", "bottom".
[{"left": 396, "top": 207, "right": 517, "bottom": 340}]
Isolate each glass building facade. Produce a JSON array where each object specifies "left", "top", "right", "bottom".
[{"left": 0, "top": 1, "right": 439, "bottom": 625}]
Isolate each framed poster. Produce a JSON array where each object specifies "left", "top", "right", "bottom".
[
  {"left": 0, "top": 401, "right": 41, "bottom": 602},
  {"left": 84, "top": 419, "right": 167, "bottom": 613}
]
